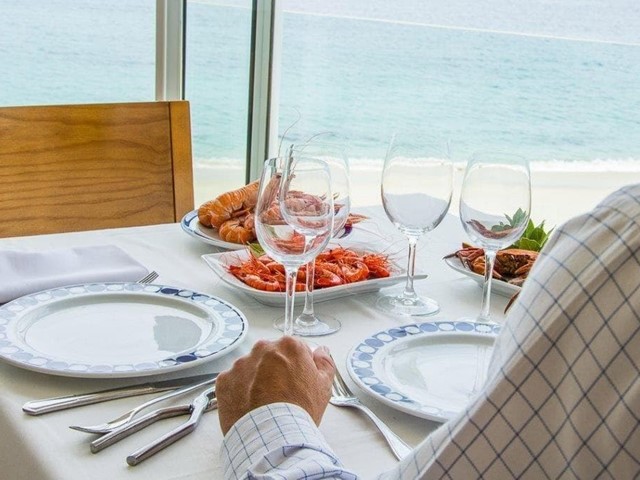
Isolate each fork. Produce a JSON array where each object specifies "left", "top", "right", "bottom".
[
  {"left": 69, "top": 377, "right": 216, "bottom": 434},
  {"left": 330, "top": 363, "right": 412, "bottom": 461},
  {"left": 137, "top": 271, "right": 159, "bottom": 284}
]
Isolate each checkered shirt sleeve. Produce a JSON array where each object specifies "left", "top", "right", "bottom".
[
  {"left": 222, "top": 402, "right": 355, "bottom": 479},
  {"left": 222, "top": 184, "right": 640, "bottom": 480}
]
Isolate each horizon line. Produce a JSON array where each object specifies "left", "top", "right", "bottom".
[
  {"left": 191, "top": 1, "right": 640, "bottom": 48},
  {"left": 285, "top": 10, "right": 640, "bottom": 48}
]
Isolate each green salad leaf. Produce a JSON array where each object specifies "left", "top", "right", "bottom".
[
  {"left": 491, "top": 208, "right": 553, "bottom": 252},
  {"left": 247, "top": 242, "right": 265, "bottom": 257},
  {"left": 511, "top": 219, "right": 553, "bottom": 252}
]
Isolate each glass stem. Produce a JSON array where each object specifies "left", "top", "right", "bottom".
[
  {"left": 297, "top": 260, "right": 318, "bottom": 327},
  {"left": 479, "top": 250, "right": 497, "bottom": 322},
  {"left": 283, "top": 266, "right": 299, "bottom": 336},
  {"left": 402, "top": 237, "right": 419, "bottom": 300}
]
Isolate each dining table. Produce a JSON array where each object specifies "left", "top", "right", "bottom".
[{"left": 0, "top": 206, "right": 511, "bottom": 479}]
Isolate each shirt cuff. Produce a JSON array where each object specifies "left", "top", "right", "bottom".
[{"left": 221, "top": 402, "right": 344, "bottom": 479}]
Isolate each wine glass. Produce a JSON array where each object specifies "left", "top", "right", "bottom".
[
  {"left": 376, "top": 138, "right": 453, "bottom": 316},
  {"left": 254, "top": 155, "right": 334, "bottom": 336},
  {"left": 288, "top": 142, "right": 351, "bottom": 336},
  {"left": 459, "top": 152, "right": 531, "bottom": 322}
]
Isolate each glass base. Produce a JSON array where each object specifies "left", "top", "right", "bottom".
[
  {"left": 274, "top": 312, "right": 341, "bottom": 337},
  {"left": 375, "top": 292, "right": 440, "bottom": 316},
  {"left": 457, "top": 315, "right": 497, "bottom": 325}
]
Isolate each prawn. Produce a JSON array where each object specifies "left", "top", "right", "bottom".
[
  {"left": 242, "top": 274, "right": 282, "bottom": 292},
  {"left": 363, "top": 253, "right": 391, "bottom": 278},
  {"left": 338, "top": 260, "right": 370, "bottom": 283},
  {"left": 227, "top": 257, "right": 282, "bottom": 291},
  {"left": 198, "top": 180, "right": 259, "bottom": 229},
  {"left": 218, "top": 214, "right": 255, "bottom": 244},
  {"left": 314, "top": 264, "right": 343, "bottom": 287}
]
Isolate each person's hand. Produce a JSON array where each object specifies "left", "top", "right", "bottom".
[{"left": 216, "top": 336, "right": 336, "bottom": 435}]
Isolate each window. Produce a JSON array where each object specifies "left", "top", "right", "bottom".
[
  {"left": 0, "top": 0, "right": 155, "bottom": 105},
  {"left": 275, "top": 1, "right": 640, "bottom": 226},
  {"left": 3, "top": 0, "right": 638, "bottom": 227},
  {"left": 185, "top": 0, "right": 252, "bottom": 207}
]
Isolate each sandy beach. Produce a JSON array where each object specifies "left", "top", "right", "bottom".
[{"left": 193, "top": 163, "right": 640, "bottom": 231}]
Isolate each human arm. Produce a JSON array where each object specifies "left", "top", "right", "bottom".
[
  {"left": 217, "top": 336, "right": 335, "bottom": 435},
  {"left": 217, "top": 336, "right": 359, "bottom": 479}
]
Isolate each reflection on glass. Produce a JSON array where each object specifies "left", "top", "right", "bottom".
[
  {"left": 375, "top": 137, "right": 453, "bottom": 316},
  {"left": 254, "top": 156, "right": 334, "bottom": 336},
  {"left": 459, "top": 152, "right": 531, "bottom": 322},
  {"left": 287, "top": 142, "right": 350, "bottom": 336}
]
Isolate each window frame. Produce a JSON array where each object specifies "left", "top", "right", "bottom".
[
  {"left": 163, "top": 0, "right": 282, "bottom": 183},
  {"left": 155, "top": 0, "right": 186, "bottom": 101}
]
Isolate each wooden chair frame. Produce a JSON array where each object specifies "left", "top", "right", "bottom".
[{"left": 0, "top": 101, "right": 194, "bottom": 237}]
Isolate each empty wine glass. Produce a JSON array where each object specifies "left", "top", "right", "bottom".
[
  {"left": 376, "top": 137, "right": 453, "bottom": 316},
  {"left": 289, "top": 142, "right": 350, "bottom": 336},
  {"left": 459, "top": 152, "right": 531, "bottom": 322},
  {"left": 254, "top": 155, "right": 334, "bottom": 336}
]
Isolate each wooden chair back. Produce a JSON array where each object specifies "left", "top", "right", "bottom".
[{"left": 0, "top": 101, "right": 193, "bottom": 237}]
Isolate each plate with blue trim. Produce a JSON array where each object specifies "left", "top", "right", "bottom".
[
  {"left": 181, "top": 209, "right": 247, "bottom": 250},
  {"left": 181, "top": 209, "right": 353, "bottom": 251},
  {"left": 0, "top": 282, "right": 248, "bottom": 378},
  {"left": 347, "top": 321, "right": 499, "bottom": 422}
]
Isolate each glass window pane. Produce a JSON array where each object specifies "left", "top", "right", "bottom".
[
  {"left": 185, "top": 0, "right": 252, "bottom": 207},
  {"left": 277, "top": 1, "right": 640, "bottom": 226},
  {"left": 0, "top": 0, "right": 155, "bottom": 105}
]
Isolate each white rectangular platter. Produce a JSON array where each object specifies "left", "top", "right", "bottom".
[{"left": 203, "top": 249, "right": 427, "bottom": 307}]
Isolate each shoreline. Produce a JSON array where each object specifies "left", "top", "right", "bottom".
[{"left": 193, "top": 163, "right": 640, "bottom": 230}]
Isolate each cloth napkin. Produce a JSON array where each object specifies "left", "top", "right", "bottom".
[{"left": 0, "top": 245, "right": 149, "bottom": 304}]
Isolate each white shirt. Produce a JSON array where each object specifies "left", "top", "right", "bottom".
[{"left": 222, "top": 184, "right": 640, "bottom": 479}]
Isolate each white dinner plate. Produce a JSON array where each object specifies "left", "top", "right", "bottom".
[
  {"left": 202, "top": 249, "right": 428, "bottom": 307},
  {"left": 181, "top": 209, "right": 247, "bottom": 250},
  {"left": 347, "top": 321, "right": 499, "bottom": 422},
  {"left": 181, "top": 209, "right": 353, "bottom": 250},
  {"left": 444, "top": 256, "right": 521, "bottom": 298},
  {"left": 0, "top": 283, "right": 248, "bottom": 378}
]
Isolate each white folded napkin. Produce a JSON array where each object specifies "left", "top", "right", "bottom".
[{"left": 0, "top": 245, "right": 149, "bottom": 304}]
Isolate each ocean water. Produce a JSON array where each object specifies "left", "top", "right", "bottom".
[{"left": 2, "top": 0, "right": 639, "bottom": 169}]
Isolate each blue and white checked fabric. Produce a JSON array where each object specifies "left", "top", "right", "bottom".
[{"left": 222, "top": 184, "right": 640, "bottom": 479}]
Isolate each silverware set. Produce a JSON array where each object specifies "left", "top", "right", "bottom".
[
  {"left": 68, "top": 376, "right": 216, "bottom": 434},
  {"left": 25, "top": 365, "right": 411, "bottom": 466},
  {"left": 23, "top": 374, "right": 218, "bottom": 466}
]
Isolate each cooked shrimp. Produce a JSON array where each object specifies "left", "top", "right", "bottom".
[
  {"left": 314, "top": 265, "right": 343, "bottom": 287},
  {"left": 339, "top": 260, "right": 370, "bottom": 283},
  {"left": 218, "top": 214, "right": 255, "bottom": 244},
  {"left": 363, "top": 253, "right": 391, "bottom": 278},
  {"left": 242, "top": 274, "right": 282, "bottom": 292},
  {"left": 227, "top": 246, "right": 393, "bottom": 292},
  {"left": 198, "top": 180, "right": 259, "bottom": 229}
]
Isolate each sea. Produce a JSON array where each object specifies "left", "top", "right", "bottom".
[{"left": 2, "top": 0, "right": 640, "bottom": 171}]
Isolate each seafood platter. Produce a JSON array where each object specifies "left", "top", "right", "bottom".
[
  {"left": 203, "top": 246, "right": 428, "bottom": 307},
  {"left": 444, "top": 244, "right": 539, "bottom": 297},
  {"left": 444, "top": 218, "right": 550, "bottom": 297},
  {"left": 182, "top": 181, "right": 365, "bottom": 249}
]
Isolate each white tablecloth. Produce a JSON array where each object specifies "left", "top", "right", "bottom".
[{"left": 0, "top": 208, "right": 509, "bottom": 479}]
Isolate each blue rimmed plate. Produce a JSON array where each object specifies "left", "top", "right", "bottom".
[
  {"left": 181, "top": 209, "right": 247, "bottom": 250},
  {"left": 181, "top": 209, "right": 353, "bottom": 250},
  {"left": 0, "top": 283, "right": 248, "bottom": 378},
  {"left": 347, "top": 321, "right": 499, "bottom": 422}
]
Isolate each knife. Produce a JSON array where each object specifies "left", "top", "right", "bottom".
[{"left": 22, "top": 373, "right": 218, "bottom": 416}]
